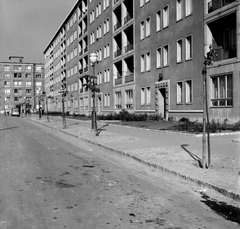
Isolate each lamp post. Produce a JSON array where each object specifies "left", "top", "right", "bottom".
[
  {"left": 202, "top": 45, "right": 215, "bottom": 169},
  {"left": 89, "top": 52, "right": 98, "bottom": 135},
  {"left": 59, "top": 83, "right": 68, "bottom": 128}
]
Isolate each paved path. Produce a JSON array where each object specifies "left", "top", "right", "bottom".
[{"left": 27, "top": 115, "right": 240, "bottom": 201}]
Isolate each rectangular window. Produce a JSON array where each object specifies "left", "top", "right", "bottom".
[
  {"left": 140, "top": 21, "right": 145, "bottom": 40},
  {"left": 156, "top": 10, "right": 161, "bottom": 32},
  {"left": 185, "top": 0, "right": 192, "bottom": 16},
  {"left": 146, "top": 87, "right": 151, "bottom": 105},
  {"left": 177, "top": 81, "right": 183, "bottom": 104},
  {"left": 141, "top": 54, "right": 145, "bottom": 72},
  {"left": 177, "top": 39, "right": 183, "bottom": 62},
  {"left": 176, "top": 0, "right": 183, "bottom": 21},
  {"left": 163, "top": 5, "right": 169, "bottom": 28},
  {"left": 5, "top": 89, "right": 11, "bottom": 94},
  {"left": 145, "top": 17, "right": 150, "bottom": 37},
  {"left": 4, "top": 73, "right": 10, "bottom": 78},
  {"left": 14, "top": 65, "right": 22, "bottom": 71},
  {"left": 156, "top": 47, "right": 162, "bottom": 68},
  {"left": 115, "top": 92, "right": 122, "bottom": 109},
  {"left": 25, "top": 65, "right": 32, "bottom": 71},
  {"left": 163, "top": 45, "right": 169, "bottom": 66},
  {"left": 125, "top": 90, "right": 133, "bottom": 109},
  {"left": 186, "top": 35, "right": 193, "bottom": 60},
  {"left": 185, "top": 80, "right": 192, "bottom": 103},
  {"left": 146, "top": 52, "right": 151, "bottom": 71},
  {"left": 211, "top": 74, "right": 233, "bottom": 107},
  {"left": 141, "top": 88, "right": 145, "bottom": 105},
  {"left": 4, "top": 81, "right": 10, "bottom": 86},
  {"left": 4, "top": 65, "right": 10, "bottom": 71},
  {"left": 26, "top": 81, "right": 32, "bottom": 86}
]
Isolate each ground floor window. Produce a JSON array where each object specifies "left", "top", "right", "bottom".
[
  {"left": 177, "top": 81, "right": 183, "bottom": 104},
  {"left": 115, "top": 92, "right": 122, "bottom": 109},
  {"left": 211, "top": 74, "right": 233, "bottom": 107},
  {"left": 185, "top": 80, "right": 192, "bottom": 104},
  {"left": 125, "top": 90, "right": 133, "bottom": 109}
]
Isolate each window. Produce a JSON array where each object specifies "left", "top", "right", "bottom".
[
  {"left": 186, "top": 35, "right": 193, "bottom": 60},
  {"left": 146, "top": 52, "right": 151, "bottom": 71},
  {"left": 146, "top": 17, "right": 150, "bottom": 37},
  {"left": 211, "top": 74, "right": 233, "bottom": 107},
  {"left": 176, "top": 0, "right": 183, "bottom": 21},
  {"left": 156, "top": 10, "right": 161, "bottom": 32},
  {"left": 4, "top": 81, "right": 10, "bottom": 86},
  {"left": 141, "top": 54, "right": 145, "bottom": 72},
  {"left": 163, "top": 5, "right": 169, "bottom": 28},
  {"left": 185, "top": 0, "right": 192, "bottom": 17},
  {"left": 26, "top": 89, "right": 31, "bottom": 94},
  {"left": 177, "top": 81, "right": 183, "bottom": 104},
  {"left": 14, "top": 65, "right": 22, "bottom": 71},
  {"left": 177, "top": 39, "right": 183, "bottom": 62},
  {"left": 146, "top": 87, "right": 151, "bottom": 105},
  {"left": 141, "top": 88, "right": 145, "bottom": 105},
  {"left": 26, "top": 81, "right": 31, "bottom": 86},
  {"left": 163, "top": 45, "right": 169, "bottom": 66},
  {"left": 5, "top": 89, "right": 11, "bottom": 94},
  {"left": 26, "top": 73, "right": 31, "bottom": 78},
  {"left": 125, "top": 90, "right": 133, "bottom": 109},
  {"left": 104, "top": 94, "right": 110, "bottom": 107},
  {"left": 4, "top": 73, "right": 10, "bottom": 78},
  {"left": 115, "top": 92, "right": 122, "bottom": 109},
  {"left": 156, "top": 47, "right": 162, "bottom": 68},
  {"left": 185, "top": 80, "right": 192, "bottom": 103},
  {"left": 140, "top": 21, "right": 145, "bottom": 40},
  {"left": 4, "top": 65, "right": 10, "bottom": 71},
  {"left": 14, "top": 81, "right": 22, "bottom": 86},
  {"left": 25, "top": 65, "right": 32, "bottom": 71}
]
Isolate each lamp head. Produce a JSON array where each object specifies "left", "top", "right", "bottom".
[{"left": 89, "top": 52, "right": 98, "bottom": 64}]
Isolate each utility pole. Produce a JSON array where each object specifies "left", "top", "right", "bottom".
[{"left": 202, "top": 45, "right": 215, "bottom": 169}]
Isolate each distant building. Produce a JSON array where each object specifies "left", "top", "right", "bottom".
[
  {"left": 0, "top": 56, "right": 44, "bottom": 114},
  {"left": 43, "top": 0, "right": 239, "bottom": 122}
]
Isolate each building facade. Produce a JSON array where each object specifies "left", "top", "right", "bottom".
[
  {"left": 44, "top": 0, "right": 239, "bottom": 123},
  {"left": 0, "top": 56, "right": 44, "bottom": 114}
]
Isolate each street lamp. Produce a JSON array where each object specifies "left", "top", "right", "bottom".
[
  {"left": 202, "top": 45, "right": 215, "bottom": 169},
  {"left": 89, "top": 52, "right": 98, "bottom": 135},
  {"left": 59, "top": 82, "right": 68, "bottom": 128}
]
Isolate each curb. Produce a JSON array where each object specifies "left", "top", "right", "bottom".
[{"left": 28, "top": 118, "right": 240, "bottom": 201}]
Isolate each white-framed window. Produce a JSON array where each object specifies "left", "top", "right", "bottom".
[
  {"left": 185, "top": 80, "right": 193, "bottom": 103},
  {"left": 125, "top": 90, "right": 133, "bottom": 109},
  {"left": 156, "top": 47, "right": 162, "bottom": 68},
  {"left": 146, "top": 17, "right": 151, "bottom": 37},
  {"left": 141, "top": 88, "right": 145, "bottom": 105},
  {"left": 115, "top": 91, "right": 122, "bottom": 109},
  {"left": 25, "top": 65, "right": 32, "bottom": 71},
  {"left": 163, "top": 45, "right": 169, "bottom": 66},
  {"left": 74, "top": 99, "right": 78, "bottom": 108},
  {"left": 185, "top": 35, "right": 193, "bottom": 60},
  {"left": 5, "top": 89, "right": 11, "bottom": 94},
  {"left": 156, "top": 10, "right": 161, "bottom": 32},
  {"left": 176, "top": 0, "right": 183, "bottom": 21},
  {"left": 3, "top": 65, "right": 10, "bottom": 71},
  {"left": 177, "top": 81, "right": 183, "bottom": 104},
  {"left": 146, "top": 87, "right": 151, "bottom": 105},
  {"left": 163, "top": 5, "right": 169, "bottom": 28},
  {"left": 4, "top": 73, "right": 10, "bottom": 78},
  {"left": 185, "top": 0, "right": 192, "bottom": 17},
  {"left": 177, "top": 39, "right": 183, "bottom": 63},
  {"left": 211, "top": 74, "right": 233, "bottom": 107},
  {"left": 146, "top": 52, "right": 151, "bottom": 71},
  {"left": 141, "top": 54, "right": 145, "bottom": 72},
  {"left": 140, "top": 21, "right": 145, "bottom": 40},
  {"left": 26, "top": 81, "right": 31, "bottom": 86},
  {"left": 104, "top": 93, "right": 110, "bottom": 107}
]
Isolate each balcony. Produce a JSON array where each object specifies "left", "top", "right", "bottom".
[
  {"left": 114, "top": 22, "right": 121, "bottom": 31},
  {"left": 213, "top": 45, "right": 236, "bottom": 61},
  {"left": 124, "top": 44, "right": 133, "bottom": 53},
  {"left": 124, "top": 14, "right": 132, "bottom": 24},
  {"left": 125, "top": 73, "right": 134, "bottom": 83},
  {"left": 114, "top": 49, "right": 122, "bottom": 58},
  {"left": 208, "top": 0, "right": 235, "bottom": 13},
  {"left": 115, "top": 77, "right": 122, "bottom": 85}
]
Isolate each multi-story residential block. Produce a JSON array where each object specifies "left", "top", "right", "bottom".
[
  {"left": 0, "top": 56, "right": 44, "bottom": 114},
  {"left": 44, "top": 0, "right": 239, "bottom": 123}
]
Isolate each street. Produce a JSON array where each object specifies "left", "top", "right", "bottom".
[{"left": 0, "top": 116, "right": 239, "bottom": 229}]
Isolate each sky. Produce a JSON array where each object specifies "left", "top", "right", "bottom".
[{"left": 0, "top": 0, "right": 77, "bottom": 63}]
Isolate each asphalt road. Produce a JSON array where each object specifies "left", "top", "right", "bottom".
[{"left": 0, "top": 115, "right": 239, "bottom": 229}]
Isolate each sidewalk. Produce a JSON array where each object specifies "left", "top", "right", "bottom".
[{"left": 27, "top": 115, "right": 240, "bottom": 201}]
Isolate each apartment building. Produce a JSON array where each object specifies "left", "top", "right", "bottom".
[
  {"left": 47, "top": 0, "right": 238, "bottom": 122},
  {"left": 0, "top": 56, "right": 44, "bottom": 114},
  {"left": 205, "top": 0, "right": 240, "bottom": 122}
]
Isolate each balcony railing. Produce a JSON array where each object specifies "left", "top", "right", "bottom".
[
  {"left": 124, "top": 44, "right": 134, "bottom": 53},
  {"left": 208, "top": 0, "right": 235, "bottom": 13},
  {"left": 114, "top": 49, "right": 122, "bottom": 58},
  {"left": 114, "top": 22, "right": 121, "bottom": 31},
  {"left": 115, "top": 77, "right": 122, "bottom": 85},
  {"left": 213, "top": 45, "right": 237, "bottom": 61},
  {"left": 125, "top": 73, "right": 134, "bottom": 83},
  {"left": 84, "top": 66, "right": 88, "bottom": 72},
  {"left": 124, "top": 14, "right": 132, "bottom": 24},
  {"left": 83, "top": 27, "right": 87, "bottom": 34}
]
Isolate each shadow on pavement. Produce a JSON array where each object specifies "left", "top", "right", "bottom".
[{"left": 96, "top": 124, "right": 109, "bottom": 136}]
